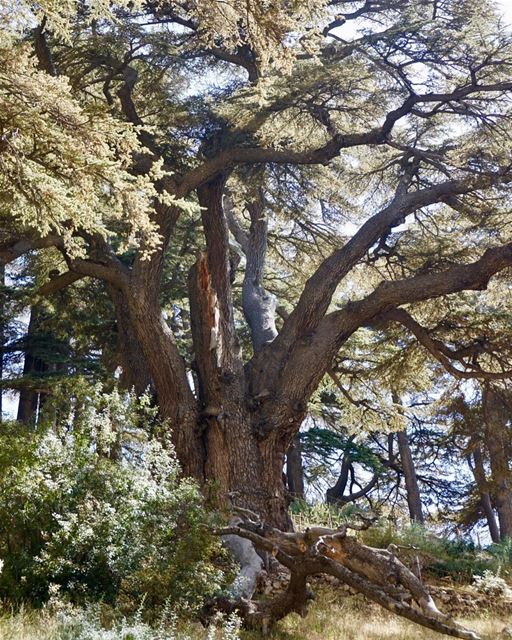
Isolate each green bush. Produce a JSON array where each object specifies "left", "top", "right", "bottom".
[
  {"left": 360, "top": 522, "right": 506, "bottom": 583},
  {"left": 0, "top": 387, "right": 228, "bottom": 614},
  {"left": 290, "top": 499, "right": 369, "bottom": 530}
]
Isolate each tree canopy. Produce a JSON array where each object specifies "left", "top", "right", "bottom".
[{"left": 2, "top": 1, "right": 512, "bottom": 634}]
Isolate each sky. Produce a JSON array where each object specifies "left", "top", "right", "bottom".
[{"left": 497, "top": 0, "right": 512, "bottom": 25}]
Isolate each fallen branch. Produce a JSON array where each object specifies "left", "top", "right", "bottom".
[{"left": 213, "top": 517, "right": 481, "bottom": 640}]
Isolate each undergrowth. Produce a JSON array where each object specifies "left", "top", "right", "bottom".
[
  {"left": 2, "top": 593, "right": 510, "bottom": 640},
  {"left": 290, "top": 500, "right": 512, "bottom": 583}
]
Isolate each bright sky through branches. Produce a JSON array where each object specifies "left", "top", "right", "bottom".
[{"left": 497, "top": 0, "right": 512, "bottom": 25}]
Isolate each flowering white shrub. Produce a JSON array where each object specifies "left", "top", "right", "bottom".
[
  {"left": 473, "top": 570, "right": 512, "bottom": 597},
  {"left": 52, "top": 604, "right": 240, "bottom": 640},
  {"left": 0, "top": 387, "right": 229, "bottom": 613}
]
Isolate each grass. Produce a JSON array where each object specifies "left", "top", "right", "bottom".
[
  {"left": 263, "top": 591, "right": 511, "bottom": 640},
  {"left": 0, "top": 606, "right": 60, "bottom": 640},
  {"left": 1, "top": 593, "right": 511, "bottom": 640}
]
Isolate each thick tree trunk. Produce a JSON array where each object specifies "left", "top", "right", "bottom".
[
  {"left": 107, "top": 284, "right": 153, "bottom": 395},
  {"left": 396, "top": 429, "right": 424, "bottom": 524},
  {"left": 257, "top": 430, "right": 294, "bottom": 528},
  {"left": 188, "top": 176, "right": 291, "bottom": 526},
  {"left": 125, "top": 290, "right": 204, "bottom": 481},
  {"left": 483, "top": 385, "right": 512, "bottom": 540}
]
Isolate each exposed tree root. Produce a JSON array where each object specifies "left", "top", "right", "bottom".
[{"left": 214, "top": 516, "right": 481, "bottom": 640}]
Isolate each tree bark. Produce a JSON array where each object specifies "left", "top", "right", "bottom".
[
  {"left": 107, "top": 284, "right": 153, "bottom": 395},
  {"left": 286, "top": 435, "right": 305, "bottom": 501},
  {"left": 326, "top": 452, "right": 350, "bottom": 504},
  {"left": 470, "top": 445, "right": 500, "bottom": 544},
  {"left": 188, "top": 176, "right": 290, "bottom": 525},
  {"left": 124, "top": 288, "right": 204, "bottom": 481},
  {"left": 396, "top": 429, "right": 424, "bottom": 524},
  {"left": 482, "top": 385, "right": 512, "bottom": 540}
]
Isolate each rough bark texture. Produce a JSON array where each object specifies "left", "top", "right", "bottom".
[
  {"left": 286, "top": 435, "right": 305, "bottom": 501},
  {"left": 185, "top": 176, "right": 292, "bottom": 525},
  {"left": 125, "top": 289, "right": 204, "bottom": 481},
  {"left": 107, "top": 284, "right": 154, "bottom": 395}
]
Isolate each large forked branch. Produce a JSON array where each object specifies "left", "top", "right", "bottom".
[
  {"left": 265, "top": 242, "right": 512, "bottom": 423},
  {"left": 379, "top": 308, "right": 512, "bottom": 380},
  {"left": 319, "top": 242, "right": 512, "bottom": 358},
  {"left": 268, "top": 171, "right": 511, "bottom": 360}
]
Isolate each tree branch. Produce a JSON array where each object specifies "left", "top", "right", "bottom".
[
  {"left": 177, "top": 82, "right": 512, "bottom": 195},
  {"left": 0, "top": 234, "right": 63, "bottom": 265},
  {"left": 378, "top": 308, "right": 512, "bottom": 380},
  {"left": 35, "top": 271, "right": 83, "bottom": 297},
  {"left": 259, "top": 242, "right": 512, "bottom": 435},
  {"left": 257, "top": 171, "right": 511, "bottom": 382}
]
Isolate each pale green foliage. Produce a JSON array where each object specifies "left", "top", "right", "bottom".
[
  {"left": 0, "top": 38, "right": 164, "bottom": 256},
  {"left": 189, "top": 0, "right": 328, "bottom": 71},
  {"left": 0, "top": 0, "right": 141, "bottom": 41},
  {"left": 0, "top": 388, "right": 228, "bottom": 612}
]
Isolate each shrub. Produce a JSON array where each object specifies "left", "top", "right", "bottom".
[
  {"left": 290, "top": 499, "right": 369, "bottom": 530},
  {"left": 360, "top": 522, "right": 503, "bottom": 583},
  {"left": 472, "top": 570, "right": 512, "bottom": 597},
  {"left": 0, "top": 386, "right": 229, "bottom": 614},
  {"left": 0, "top": 601, "right": 241, "bottom": 640}
]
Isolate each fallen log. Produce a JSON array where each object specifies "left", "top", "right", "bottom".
[{"left": 214, "top": 516, "right": 481, "bottom": 640}]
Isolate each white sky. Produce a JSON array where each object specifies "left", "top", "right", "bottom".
[{"left": 497, "top": 0, "right": 512, "bottom": 25}]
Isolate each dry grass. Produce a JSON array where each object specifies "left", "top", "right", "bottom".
[
  {"left": 0, "top": 607, "right": 61, "bottom": 640},
  {"left": 1, "top": 593, "right": 511, "bottom": 640},
  {"left": 247, "top": 591, "right": 512, "bottom": 640}
]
